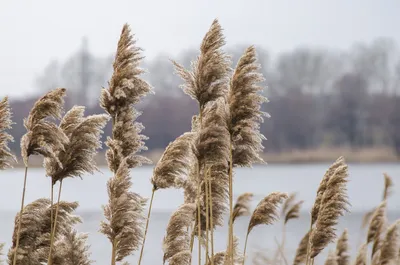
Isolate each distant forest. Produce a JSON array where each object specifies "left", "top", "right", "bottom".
[{"left": 6, "top": 37, "right": 400, "bottom": 157}]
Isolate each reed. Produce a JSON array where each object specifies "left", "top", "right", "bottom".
[
  {"left": 99, "top": 23, "right": 152, "bottom": 265},
  {"left": 0, "top": 97, "right": 16, "bottom": 170},
  {"left": 336, "top": 229, "right": 350, "bottom": 265}
]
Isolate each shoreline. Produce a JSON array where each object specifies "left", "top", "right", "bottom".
[{"left": 9, "top": 146, "right": 399, "bottom": 168}]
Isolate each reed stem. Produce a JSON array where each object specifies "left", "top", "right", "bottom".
[
  {"left": 205, "top": 168, "right": 210, "bottom": 263},
  {"left": 138, "top": 187, "right": 156, "bottom": 265},
  {"left": 48, "top": 179, "right": 63, "bottom": 265},
  {"left": 197, "top": 163, "right": 202, "bottom": 265},
  {"left": 208, "top": 168, "right": 214, "bottom": 265},
  {"left": 274, "top": 237, "right": 289, "bottom": 265},
  {"left": 242, "top": 233, "right": 249, "bottom": 265},
  {"left": 111, "top": 239, "right": 116, "bottom": 265},
  {"left": 228, "top": 141, "right": 234, "bottom": 265},
  {"left": 12, "top": 165, "right": 29, "bottom": 265}
]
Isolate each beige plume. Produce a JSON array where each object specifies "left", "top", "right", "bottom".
[
  {"left": 20, "top": 88, "right": 68, "bottom": 167},
  {"left": 311, "top": 156, "right": 344, "bottom": 225},
  {"left": 162, "top": 203, "right": 196, "bottom": 264},
  {"left": 379, "top": 221, "right": 400, "bottom": 265},
  {"left": 310, "top": 163, "right": 350, "bottom": 258},
  {"left": 293, "top": 231, "right": 310, "bottom": 265},
  {"left": 367, "top": 201, "right": 386, "bottom": 257},
  {"left": 336, "top": 229, "right": 350, "bottom": 265},
  {"left": 383, "top": 173, "right": 394, "bottom": 200},
  {"left": 285, "top": 200, "right": 303, "bottom": 224},
  {"left": 0, "top": 97, "right": 16, "bottom": 169},
  {"left": 207, "top": 235, "right": 244, "bottom": 265},
  {"left": 248, "top": 192, "right": 288, "bottom": 234},
  {"left": 353, "top": 244, "right": 367, "bottom": 265},
  {"left": 232, "top": 193, "right": 253, "bottom": 223},
  {"left": 324, "top": 251, "right": 338, "bottom": 265},
  {"left": 173, "top": 19, "right": 231, "bottom": 109},
  {"left": 8, "top": 198, "right": 80, "bottom": 265},
  {"left": 152, "top": 132, "right": 197, "bottom": 190},
  {"left": 228, "top": 45, "right": 268, "bottom": 167}
]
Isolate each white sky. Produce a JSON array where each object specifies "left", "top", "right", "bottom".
[{"left": 0, "top": 0, "right": 399, "bottom": 98}]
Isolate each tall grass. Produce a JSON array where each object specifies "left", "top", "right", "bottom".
[{"left": 0, "top": 20, "right": 400, "bottom": 265}]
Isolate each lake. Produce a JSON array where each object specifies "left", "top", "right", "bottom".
[{"left": 1, "top": 163, "right": 399, "bottom": 264}]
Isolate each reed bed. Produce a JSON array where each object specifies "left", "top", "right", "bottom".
[{"left": 1, "top": 20, "right": 400, "bottom": 265}]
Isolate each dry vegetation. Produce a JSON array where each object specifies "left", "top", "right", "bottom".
[{"left": 0, "top": 20, "right": 400, "bottom": 265}]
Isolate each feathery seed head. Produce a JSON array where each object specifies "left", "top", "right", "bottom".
[
  {"left": 367, "top": 201, "right": 387, "bottom": 257},
  {"left": 0, "top": 97, "right": 16, "bottom": 169},
  {"left": 293, "top": 231, "right": 310, "bottom": 265},
  {"left": 232, "top": 192, "right": 253, "bottom": 223},
  {"left": 379, "top": 221, "right": 400, "bottom": 265},
  {"left": 336, "top": 229, "right": 350, "bottom": 265}
]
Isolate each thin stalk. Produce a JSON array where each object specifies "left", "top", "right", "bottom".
[
  {"left": 228, "top": 141, "right": 234, "bottom": 265},
  {"left": 197, "top": 163, "right": 202, "bottom": 265},
  {"left": 12, "top": 165, "right": 29, "bottom": 265},
  {"left": 242, "top": 233, "right": 249, "bottom": 265},
  {"left": 190, "top": 226, "right": 196, "bottom": 253},
  {"left": 208, "top": 168, "right": 214, "bottom": 265},
  {"left": 50, "top": 182, "right": 54, "bottom": 236},
  {"left": 138, "top": 187, "right": 156, "bottom": 265},
  {"left": 274, "top": 237, "right": 289, "bottom": 265},
  {"left": 205, "top": 168, "right": 210, "bottom": 263},
  {"left": 48, "top": 179, "right": 63, "bottom": 265},
  {"left": 111, "top": 239, "right": 116, "bottom": 265}
]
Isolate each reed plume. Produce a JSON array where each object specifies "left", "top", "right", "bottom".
[
  {"left": 284, "top": 200, "right": 303, "bottom": 225},
  {"left": 173, "top": 19, "right": 230, "bottom": 109},
  {"left": 45, "top": 108, "right": 109, "bottom": 184},
  {"left": 151, "top": 132, "right": 197, "bottom": 190},
  {"left": 168, "top": 251, "right": 192, "bottom": 265},
  {"left": 371, "top": 250, "right": 381, "bottom": 265},
  {"left": 0, "top": 243, "right": 4, "bottom": 265},
  {"left": 228, "top": 45, "right": 268, "bottom": 167},
  {"left": 14, "top": 88, "right": 68, "bottom": 265},
  {"left": 247, "top": 192, "right": 288, "bottom": 235},
  {"left": 52, "top": 229, "right": 93, "bottom": 265},
  {"left": 383, "top": 173, "right": 393, "bottom": 200},
  {"left": 367, "top": 201, "right": 386, "bottom": 258},
  {"left": 100, "top": 23, "right": 152, "bottom": 265},
  {"left": 362, "top": 173, "right": 393, "bottom": 229},
  {"left": 20, "top": 88, "right": 68, "bottom": 166},
  {"left": 8, "top": 198, "right": 80, "bottom": 265},
  {"left": 0, "top": 97, "right": 16, "bottom": 169},
  {"left": 379, "top": 221, "right": 400, "bottom": 265},
  {"left": 324, "top": 251, "right": 338, "bottom": 265},
  {"left": 310, "top": 163, "right": 350, "bottom": 259},
  {"left": 353, "top": 244, "right": 367, "bottom": 265},
  {"left": 163, "top": 203, "right": 196, "bottom": 264},
  {"left": 310, "top": 156, "right": 344, "bottom": 225},
  {"left": 232, "top": 193, "right": 253, "bottom": 223},
  {"left": 336, "top": 229, "right": 349, "bottom": 265},
  {"left": 44, "top": 107, "right": 108, "bottom": 264},
  {"left": 243, "top": 192, "right": 287, "bottom": 265},
  {"left": 293, "top": 231, "right": 310, "bottom": 265},
  {"left": 207, "top": 236, "right": 243, "bottom": 265},
  {"left": 100, "top": 161, "right": 147, "bottom": 263}
]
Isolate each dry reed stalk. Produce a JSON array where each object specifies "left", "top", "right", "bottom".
[
  {"left": 14, "top": 88, "right": 67, "bottom": 265},
  {"left": 8, "top": 198, "right": 80, "bottom": 265},
  {"left": 309, "top": 162, "right": 350, "bottom": 259},
  {"left": 336, "top": 229, "right": 349, "bottom": 265},
  {"left": 0, "top": 97, "right": 16, "bottom": 170},
  {"left": 163, "top": 203, "right": 196, "bottom": 264},
  {"left": 367, "top": 201, "right": 387, "bottom": 258},
  {"left": 100, "top": 23, "right": 152, "bottom": 265},
  {"left": 44, "top": 108, "right": 108, "bottom": 264},
  {"left": 324, "top": 251, "right": 338, "bottom": 265},
  {"left": 243, "top": 192, "right": 288, "bottom": 265},
  {"left": 379, "top": 221, "right": 400, "bottom": 265},
  {"left": 293, "top": 231, "right": 310, "bottom": 265},
  {"left": 353, "top": 244, "right": 367, "bottom": 265},
  {"left": 232, "top": 193, "right": 253, "bottom": 223},
  {"left": 173, "top": 20, "right": 231, "bottom": 262},
  {"left": 228, "top": 45, "right": 268, "bottom": 264}
]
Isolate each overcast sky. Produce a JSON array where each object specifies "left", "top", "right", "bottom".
[{"left": 0, "top": 0, "right": 399, "bottom": 98}]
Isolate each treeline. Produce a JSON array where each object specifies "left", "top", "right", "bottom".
[{"left": 6, "top": 37, "right": 400, "bottom": 156}]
